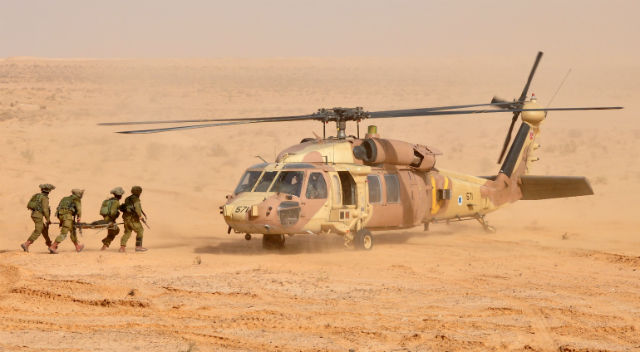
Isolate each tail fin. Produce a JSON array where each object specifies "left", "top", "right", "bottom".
[{"left": 483, "top": 101, "right": 544, "bottom": 206}]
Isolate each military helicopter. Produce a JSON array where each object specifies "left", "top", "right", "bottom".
[{"left": 101, "top": 52, "right": 622, "bottom": 250}]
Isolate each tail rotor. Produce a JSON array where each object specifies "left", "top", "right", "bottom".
[{"left": 495, "top": 51, "right": 544, "bottom": 164}]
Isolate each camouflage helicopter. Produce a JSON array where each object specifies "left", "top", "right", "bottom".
[{"left": 101, "top": 52, "right": 622, "bottom": 250}]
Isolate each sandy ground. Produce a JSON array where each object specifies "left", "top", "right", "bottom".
[{"left": 0, "top": 57, "right": 639, "bottom": 351}]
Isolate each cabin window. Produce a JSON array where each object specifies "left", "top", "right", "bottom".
[
  {"left": 384, "top": 174, "right": 400, "bottom": 203},
  {"left": 367, "top": 175, "right": 382, "bottom": 203},
  {"left": 234, "top": 170, "right": 263, "bottom": 194},
  {"left": 306, "top": 172, "right": 328, "bottom": 199},
  {"left": 270, "top": 171, "right": 304, "bottom": 197},
  {"left": 254, "top": 171, "right": 278, "bottom": 192},
  {"left": 332, "top": 175, "right": 342, "bottom": 205}
]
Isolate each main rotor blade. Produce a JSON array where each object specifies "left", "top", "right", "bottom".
[
  {"left": 116, "top": 121, "right": 252, "bottom": 134},
  {"left": 115, "top": 115, "right": 312, "bottom": 134},
  {"left": 99, "top": 113, "right": 315, "bottom": 126},
  {"left": 365, "top": 102, "right": 519, "bottom": 118},
  {"left": 367, "top": 106, "right": 622, "bottom": 119},
  {"left": 99, "top": 102, "right": 514, "bottom": 126},
  {"left": 113, "top": 106, "right": 622, "bottom": 134},
  {"left": 506, "top": 106, "right": 622, "bottom": 112},
  {"left": 498, "top": 51, "right": 544, "bottom": 164}
]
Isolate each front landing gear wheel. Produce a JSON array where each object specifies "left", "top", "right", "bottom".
[
  {"left": 244, "top": 233, "right": 252, "bottom": 241},
  {"left": 262, "top": 234, "right": 285, "bottom": 250},
  {"left": 354, "top": 229, "right": 373, "bottom": 251}
]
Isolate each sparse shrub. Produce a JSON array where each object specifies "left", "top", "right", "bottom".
[{"left": 20, "top": 149, "right": 34, "bottom": 163}]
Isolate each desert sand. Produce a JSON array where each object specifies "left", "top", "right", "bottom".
[{"left": 0, "top": 56, "right": 638, "bottom": 351}]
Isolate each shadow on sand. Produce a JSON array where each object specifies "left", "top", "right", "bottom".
[{"left": 193, "top": 230, "right": 439, "bottom": 255}]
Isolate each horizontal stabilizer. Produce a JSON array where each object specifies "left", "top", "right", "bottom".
[{"left": 520, "top": 175, "right": 594, "bottom": 200}]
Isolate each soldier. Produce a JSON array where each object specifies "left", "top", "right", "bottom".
[
  {"left": 21, "top": 184, "right": 55, "bottom": 252},
  {"left": 119, "top": 185, "right": 147, "bottom": 252},
  {"left": 100, "top": 187, "right": 124, "bottom": 250},
  {"left": 49, "top": 189, "right": 85, "bottom": 254}
]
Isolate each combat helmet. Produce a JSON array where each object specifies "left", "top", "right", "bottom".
[
  {"left": 110, "top": 187, "right": 125, "bottom": 196},
  {"left": 39, "top": 184, "right": 55, "bottom": 192},
  {"left": 71, "top": 189, "right": 85, "bottom": 198},
  {"left": 131, "top": 186, "right": 142, "bottom": 196}
]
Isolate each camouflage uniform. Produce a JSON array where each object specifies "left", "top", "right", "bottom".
[
  {"left": 49, "top": 189, "right": 85, "bottom": 254},
  {"left": 21, "top": 184, "right": 55, "bottom": 252},
  {"left": 120, "top": 186, "right": 147, "bottom": 252},
  {"left": 100, "top": 187, "right": 124, "bottom": 249}
]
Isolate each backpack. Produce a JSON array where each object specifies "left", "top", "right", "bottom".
[
  {"left": 99, "top": 199, "right": 113, "bottom": 217},
  {"left": 56, "top": 196, "right": 76, "bottom": 216},
  {"left": 27, "top": 193, "right": 43, "bottom": 211},
  {"left": 122, "top": 195, "right": 137, "bottom": 214}
]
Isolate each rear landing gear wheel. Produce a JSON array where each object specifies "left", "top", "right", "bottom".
[
  {"left": 245, "top": 233, "right": 252, "bottom": 241},
  {"left": 262, "top": 234, "right": 285, "bottom": 250},
  {"left": 475, "top": 215, "right": 496, "bottom": 233},
  {"left": 354, "top": 229, "right": 373, "bottom": 251},
  {"left": 483, "top": 225, "right": 496, "bottom": 233}
]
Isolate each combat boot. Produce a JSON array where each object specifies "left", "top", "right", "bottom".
[
  {"left": 119, "top": 246, "right": 126, "bottom": 253},
  {"left": 100, "top": 245, "right": 108, "bottom": 251},
  {"left": 73, "top": 242, "right": 85, "bottom": 253},
  {"left": 20, "top": 240, "right": 33, "bottom": 252},
  {"left": 48, "top": 242, "right": 59, "bottom": 254},
  {"left": 135, "top": 246, "right": 148, "bottom": 252}
]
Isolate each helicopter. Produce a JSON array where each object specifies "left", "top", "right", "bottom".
[{"left": 101, "top": 52, "right": 622, "bottom": 250}]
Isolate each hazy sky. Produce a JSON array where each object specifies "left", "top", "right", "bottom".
[{"left": 1, "top": 0, "right": 638, "bottom": 59}]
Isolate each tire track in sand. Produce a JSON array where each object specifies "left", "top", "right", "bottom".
[{"left": 0, "top": 264, "right": 21, "bottom": 302}]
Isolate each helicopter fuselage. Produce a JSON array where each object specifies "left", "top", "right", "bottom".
[{"left": 222, "top": 134, "right": 518, "bottom": 239}]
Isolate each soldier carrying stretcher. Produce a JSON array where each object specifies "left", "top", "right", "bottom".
[
  {"left": 21, "top": 184, "right": 55, "bottom": 252},
  {"left": 119, "top": 186, "right": 148, "bottom": 252},
  {"left": 49, "top": 189, "right": 85, "bottom": 254},
  {"left": 99, "top": 187, "right": 125, "bottom": 250},
  {"left": 20, "top": 185, "right": 149, "bottom": 253}
]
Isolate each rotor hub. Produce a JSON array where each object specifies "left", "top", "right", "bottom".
[{"left": 312, "top": 107, "right": 369, "bottom": 139}]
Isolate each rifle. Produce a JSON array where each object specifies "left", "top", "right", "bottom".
[{"left": 140, "top": 210, "right": 150, "bottom": 229}]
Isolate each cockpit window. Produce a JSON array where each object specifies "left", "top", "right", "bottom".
[
  {"left": 306, "top": 172, "right": 328, "bottom": 199},
  {"left": 234, "top": 170, "right": 263, "bottom": 194},
  {"left": 254, "top": 171, "right": 278, "bottom": 192},
  {"left": 270, "top": 171, "right": 304, "bottom": 197}
]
